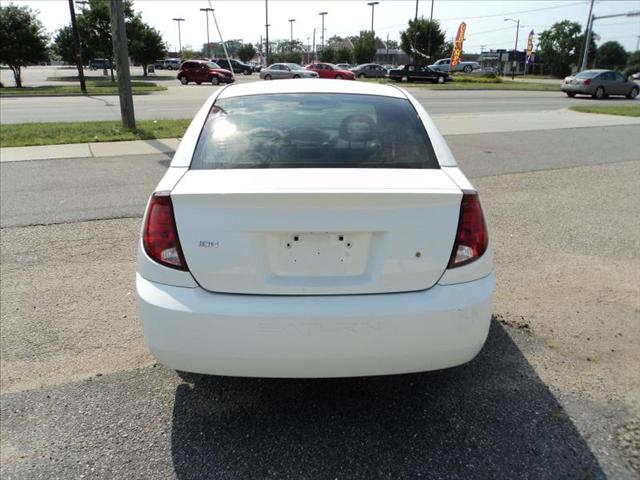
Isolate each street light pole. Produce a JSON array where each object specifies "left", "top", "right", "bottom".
[
  {"left": 504, "top": 18, "right": 520, "bottom": 80},
  {"left": 319, "top": 12, "right": 327, "bottom": 53},
  {"left": 367, "top": 2, "right": 379, "bottom": 34},
  {"left": 289, "top": 18, "right": 295, "bottom": 43},
  {"left": 67, "top": 0, "right": 87, "bottom": 93},
  {"left": 173, "top": 18, "right": 184, "bottom": 59},
  {"left": 200, "top": 8, "right": 213, "bottom": 58}
]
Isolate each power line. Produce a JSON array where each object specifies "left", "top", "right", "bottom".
[{"left": 438, "top": 1, "right": 585, "bottom": 21}]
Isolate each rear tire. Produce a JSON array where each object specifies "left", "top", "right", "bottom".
[
  {"left": 358, "top": 73, "right": 365, "bottom": 79},
  {"left": 566, "top": 92, "right": 576, "bottom": 97},
  {"left": 211, "top": 76, "right": 220, "bottom": 85},
  {"left": 179, "top": 76, "right": 188, "bottom": 85},
  {"left": 593, "top": 86, "right": 605, "bottom": 99},
  {"left": 264, "top": 74, "right": 272, "bottom": 80},
  {"left": 627, "top": 86, "right": 639, "bottom": 99},
  {"left": 437, "top": 75, "right": 445, "bottom": 84},
  {"left": 463, "top": 65, "right": 472, "bottom": 73}
]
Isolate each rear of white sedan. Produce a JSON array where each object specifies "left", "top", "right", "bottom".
[{"left": 137, "top": 79, "right": 494, "bottom": 378}]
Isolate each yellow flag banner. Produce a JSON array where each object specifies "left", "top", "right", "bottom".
[{"left": 450, "top": 22, "right": 467, "bottom": 69}]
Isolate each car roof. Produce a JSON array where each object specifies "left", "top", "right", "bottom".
[{"left": 217, "top": 78, "right": 407, "bottom": 99}]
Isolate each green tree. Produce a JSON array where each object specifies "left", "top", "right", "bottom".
[
  {"left": 353, "top": 31, "right": 376, "bottom": 64},
  {"left": 436, "top": 40, "right": 454, "bottom": 61},
  {"left": 129, "top": 20, "right": 166, "bottom": 76},
  {"left": 319, "top": 46, "right": 336, "bottom": 63},
  {"left": 623, "top": 50, "right": 640, "bottom": 77},
  {"left": 538, "top": 20, "right": 595, "bottom": 77},
  {"left": 327, "top": 35, "right": 343, "bottom": 49},
  {"left": 385, "top": 39, "right": 399, "bottom": 50},
  {"left": 76, "top": 0, "right": 136, "bottom": 80},
  {"left": 0, "top": 4, "right": 49, "bottom": 87},
  {"left": 400, "top": 18, "right": 445, "bottom": 64},
  {"left": 595, "top": 41, "right": 628, "bottom": 69},
  {"left": 237, "top": 43, "right": 256, "bottom": 63},
  {"left": 52, "top": 26, "right": 78, "bottom": 65},
  {"left": 335, "top": 46, "right": 352, "bottom": 63}
]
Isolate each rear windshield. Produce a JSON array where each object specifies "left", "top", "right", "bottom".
[
  {"left": 575, "top": 70, "right": 601, "bottom": 78},
  {"left": 190, "top": 93, "right": 439, "bottom": 169}
]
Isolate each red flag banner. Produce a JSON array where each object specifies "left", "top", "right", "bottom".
[{"left": 450, "top": 22, "right": 467, "bottom": 69}]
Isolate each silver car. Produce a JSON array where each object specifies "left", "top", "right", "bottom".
[
  {"left": 259, "top": 63, "right": 319, "bottom": 80},
  {"left": 561, "top": 69, "right": 639, "bottom": 99}
]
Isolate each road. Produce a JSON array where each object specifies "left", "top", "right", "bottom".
[
  {"left": 2, "top": 65, "right": 638, "bottom": 123},
  {"left": 1, "top": 118, "right": 639, "bottom": 478}
]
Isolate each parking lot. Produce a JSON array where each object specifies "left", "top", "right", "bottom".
[{"left": 1, "top": 72, "right": 639, "bottom": 480}]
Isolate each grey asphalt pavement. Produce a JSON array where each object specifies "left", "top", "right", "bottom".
[
  {"left": 1, "top": 123, "right": 639, "bottom": 478},
  {"left": 2, "top": 124, "right": 639, "bottom": 228},
  {"left": 1, "top": 82, "right": 637, "bottom": 124}
]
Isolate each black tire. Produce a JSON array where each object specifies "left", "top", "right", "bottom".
[
  {"left": 627, "top": 86, "right": 639, "bottom": 99},
  {"left": 566, "top": 92, "right": 576, "bottom": 97},
  {"left": 293, "top": 74, "right": 300, "bottom": 79},
  {"left": 401, "top": 75, "right": 409, "bottom": 82},
  {"left": 593, "top": 86, "right": 605, "bottom": 99},
  {"left": 335, "top": 74, "right": 343, "bottom": 80},
  {"left": 437, "top": 75, "right": 445, "bottom": 84},
  {"left": 358, "top": 73, "right": 365, "bottom": 79},
  {"left": 179, "top": 76, "right": 188, "bottom": 85},
  {"left": 211, "top": 76, "right": 220, "bottom": 85},
  {"left": 264, "top": 74, "right": 272, "bottom": 80},
  {"left": 463, "top": 65, "right": 472, "bottom": 73},
  {"left": 244, "top": 69, "right": 252, "bottom": 75}
]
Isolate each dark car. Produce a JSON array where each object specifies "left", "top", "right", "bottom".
[
  {"left": 350, "top": 63, "right": 387, "bottom": 79},
  {"left": 561, "top": 69, "right": 639, "bottom": 99},
  {"left": 214, "top": 58, "right": 253, "bottom": 75},
  {"left": 89, "top": 58, "right": 115, "bottom": 70},
  {"left": 388, "top": 64, "right": 451, "bottom": 84},
  {"left": 177, "top": 60, "right": 234, "bottom": 85}
]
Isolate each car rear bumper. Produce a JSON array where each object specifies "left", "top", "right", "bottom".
[
  {"left": 137, "top": 272, "right": 494, "bottom": 378},
  {"left": 560, "top": 84, "right": 592, "bottom": 94}
]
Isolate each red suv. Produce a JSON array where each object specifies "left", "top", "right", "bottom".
[
  {"left": 304, "top": 63, "right": 355, "bottom": 80},
  {"left": 177, "top": 60, "right": 234, "bottom": 85}
]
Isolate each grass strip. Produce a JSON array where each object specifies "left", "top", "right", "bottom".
[
  {"left": 569, "top": 105, "right": 640, "bottom": 117},
  {"left": 0, "top": 81, "right": 166, "bottom": 96},
  {"left": 0, "top": 119, "right": 190, "bottom": 148},
  {"left": 361, "top": 77, "right": 559, "bottom": 91}
]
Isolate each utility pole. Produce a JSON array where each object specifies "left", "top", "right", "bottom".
[
  {"left": 582, "top": 9, "right": 640, "bottom": 71},
  {"left": 504, "top": 18, "right": 520, "bottom": 80},
  {"left": 413, "top": 0, "right": 418, "bottom": 59},
  {"left": 265, "top": 0, "right": 270, "bottom": 66},
  {"left": 67, "top": 0, "right": 87, "bottom": 94},
  {"left": 109, "top": 0, "right": 135, "bottom": 128},
  {"left": 200, "top": 8, "right": 213, "bottom": 58},
  {"left": 367, "top": 2, "right": 379, "bottom": 34},
  {"left": 319, "top": 12, "right": 327, "bottom": 53},
  {"left": 580, "top": 0, "right": 595, "bottom": 71},
  {"left": 426, "top": 0, "right": 434, "bottom": 60},
  {"left": 210, "top": 8, "right": 233, "bottom": 80},
  {"left": 173, "top": 18, "right": 184, "bottom": 59}
]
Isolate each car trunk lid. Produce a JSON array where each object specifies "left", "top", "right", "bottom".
[{"left": 171, "top": 168, "right": 462, "bottom": 295}]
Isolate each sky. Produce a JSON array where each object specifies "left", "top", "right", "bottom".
[{"left": 11, "top": 0, "right": 640, "bottom": 53}]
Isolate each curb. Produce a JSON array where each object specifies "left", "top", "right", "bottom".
[
  {"left": 0, "top": 90, "right": 165, "bottom": 98},
  {"left": 0, "top": 138, "right": 180, "bottom": 163}
]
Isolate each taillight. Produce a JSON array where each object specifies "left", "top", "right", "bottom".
[
  {"left": 448, "top": 192, "right": 488, "bottom": 268},
  {"left": 584, "top": 78, "right": 591, "bottom": 85},
  {"left": 142, "top": 191, "right": 188, "bottom": 271}
]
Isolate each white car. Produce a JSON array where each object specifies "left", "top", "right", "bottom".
[{"left": 137, "top": 79, "right": 494, "bottom": 378}]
